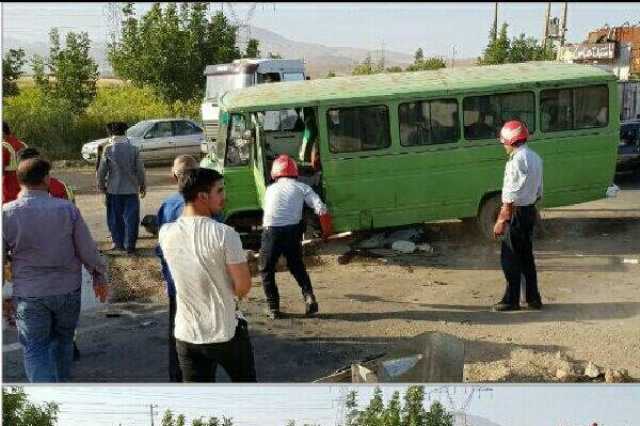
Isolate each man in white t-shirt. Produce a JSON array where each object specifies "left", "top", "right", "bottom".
[{"left": 158, "top": 167, "right": 256, "bottom": 382}]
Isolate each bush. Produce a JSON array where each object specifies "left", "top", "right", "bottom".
[{"left": 2, "top": 83, "right": 202, "bottom": 160}]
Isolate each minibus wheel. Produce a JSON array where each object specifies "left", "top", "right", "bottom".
[{"left": 478, "top": 194, "right": 502, "bottom": 241}]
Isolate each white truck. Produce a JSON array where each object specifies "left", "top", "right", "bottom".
[{"left": 200, "top": 58, "right": 306, "bottom": 169}]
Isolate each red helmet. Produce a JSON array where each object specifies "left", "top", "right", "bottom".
[
  {"left": 271, "top": 154, "right": 299, "bottom": 180},
  {"left": 499, "top": 120, "right": 529, "bottom": 146}
]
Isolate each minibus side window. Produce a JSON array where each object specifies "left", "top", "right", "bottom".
[
  {"left": 541, "top": 85, "right": 608, "bottom": 132},
  {"left": 463, "top": 92, "right": 535, "bottom": 140},
  {"left": 399, "top": 99, "right": 459, "bottom": 146},
  {"left": 327, "top": 105, "right": 391, "bottom": 153},
  {"left": 575, "top": 86, "right": 608, "bottom": 129},
  {"left": 541, "top": 89, "right": 573, "bottom": 132}
]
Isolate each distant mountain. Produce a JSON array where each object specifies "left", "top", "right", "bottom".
[
  {"left": 4, "top": 24, "right": 474, "bottom": 79},
  {"left": 3, "top": 35, "right": 113, "bottom": 75},
  {"left": 453, "top": 412, "right": 504, "bottom": 426},
  {"left": 240, "top": 25, "right": 415, "bottom": 77}
]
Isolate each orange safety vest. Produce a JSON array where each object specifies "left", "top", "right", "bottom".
[{"left": 2, "top": 136, "right": 28, "bottom": 204}]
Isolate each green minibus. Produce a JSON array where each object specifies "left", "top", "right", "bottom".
[{"left": 201, "top": 61, "right": 619, "bottom": 239}]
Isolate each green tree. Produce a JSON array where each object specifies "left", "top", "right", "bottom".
[
  {"left": 414, "top": 48, "right": 424, "bottom": 63},
  {"left": 162, "top": 409, "right": 176, "bottom": 426},
  {"left": 478, "top": 22, "right": 510, "bottom": 65},
  {"left": 401, "top": 386, "right": 426, "bottom": 426},
  {"left": 2, "top": 386, "right": 59, "bottom": 426},
  {"left": 358, "top": 386, "right": 385, "bottom": 426},
  {"left": 245, "top": 38, "right": 260, "bottom": 58},
  {"left": 406, "top": 56, "right": 446, "bottom": 72},
  {"left": 31, "top": 28, "right": 99, "bottom": 114},
  {"left": 286, "top": 420, "right": 296, "bottom": 426},
  {"left": 352, "top": 53, "right": 383, "bottom": 75},
  {"left": 267, "top": 51, "right": 283, "bottom": 59},
  {"left": 385, "top": 66, "right": 404, "bottom": 73},
  {"left": 3, "top": 48, "right": 26, "bottom": 97},
  {"left": 192, "top": 418, "right": 205, "bottom": 426},
  {"left": 507, "top": 33, "right": 555, "bottom": 63},
  {"left": 206, "top": 417, "right": 220, "bottom": 426},
  {"left": 176, "top": 414, "right": 186, "bottom": 426},
  {"left": 382, "top": 391, "right": 402, "bottom": 426},
  {"left": 345, "top": 390, "right": 360, "bottom": 426},
  {"left": 326, "top": 70, "right": 336, "bottom": 78},
  {"left": 424, "top": 401, "right": 454, "bottom": 426},
  {"left": 221, "top": 416, "right": 233, "bottom": 426},
  {"left": 108, "top": 2, "right": 241, "bottom": 103}
]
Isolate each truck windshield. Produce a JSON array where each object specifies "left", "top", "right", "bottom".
[{"left": 205, "top": 73, "right": 254, "bottom": 103}]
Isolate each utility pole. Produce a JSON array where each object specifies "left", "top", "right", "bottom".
[
  {"left": 560, "top": 2, "right": 568, "bottom": 46},
  {"left": 543, "top": 2, "right": 551, "bottom": 49},
  {"left": 493, "top": 2, "right": 499, "bottom": 41},
  {"left": 149, "top": 404, "right": 158, "bottom": 426}
]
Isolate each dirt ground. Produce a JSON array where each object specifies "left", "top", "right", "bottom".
[{"left": 3, "top": 163, "right": 639, "bottom": 383}]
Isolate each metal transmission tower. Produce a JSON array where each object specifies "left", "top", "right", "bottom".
[
  {"left": 332, "top": 387, "right": 348, "bottom": 426},
  {"left": 424, "top": 386, "right": 493, "bottom": 426},
  {"left": 222, "top": 2, "right": 258, "bottom": 53},
  {"left": 149, "top": 404, "right": 158, "bottom": 426},
  {"left": 103, "top": 2, "right": 123, "bottom": 47}
]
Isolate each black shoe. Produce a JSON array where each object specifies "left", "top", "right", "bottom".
[
  {"left": 525, "top": 300, "right": 543, "bottom": 310},
  {"left": 265, "top": 307, "right": 281, "bottom": 320},
  {"left": 106, "top": 244, "right": 124, "bottom": 252},
  {"left": 73, "top": 343, "right": 81, "bottom": 361},
  {"left": 304, "top": 294, "right": 319, "bottom": 316},
  {"left": 126, "top": 248, "right": 137, "bottom": 256},
  {"left": 491, "top": 302, "right": 520, "bottom": 312}
]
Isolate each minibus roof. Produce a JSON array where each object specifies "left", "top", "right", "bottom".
[{"left": 220, "top": 61, "right": 615, "bottom": 113}]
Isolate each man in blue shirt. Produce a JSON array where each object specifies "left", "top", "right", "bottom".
[{"left": 155, "top": 155, "right": 225, "bottom": 382}]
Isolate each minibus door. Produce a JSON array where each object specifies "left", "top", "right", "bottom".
[{"left": 251, "top": 122, "right": 268, "bottom": 206}]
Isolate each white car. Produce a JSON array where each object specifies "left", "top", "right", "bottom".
[{"left": 81, "top": 118, "right": 205, "bottom": 164}]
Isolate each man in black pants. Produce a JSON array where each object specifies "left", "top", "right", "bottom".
[
  {"left": 158, "top": 168, "right": 256, "bottom": 382},
  {"left": 492, "top": 120, "right": 544, "bottom": 312},
  {"left": 260, "top": 154, "right": 333, "bottom": 319}
]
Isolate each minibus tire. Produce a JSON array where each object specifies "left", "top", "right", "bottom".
[{"left": 478, "top": 195, "right": 502, "bottom": 241}]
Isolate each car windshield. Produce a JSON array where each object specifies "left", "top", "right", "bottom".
[
  {"left": 205, "top": 73, "right": 254, "bottom": 103},
  {"left": 126, "top": 121, "right": 153, "bottom": 138}
]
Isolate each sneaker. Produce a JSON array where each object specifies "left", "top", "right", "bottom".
[
  {"left": 304, "top": 294, "right": 319, "bottom": 316},
  {"left": 265, "top": 307, "right": 281, "bottom": 320},
  {"left": 525, "top": 300, "right": 543, "bottom": 310},
  {"left": 106, "top": 244, "right": 124, "bottom": 252},
  {"left": 491, "top": 302, "right": 520, "bottom": 312}
]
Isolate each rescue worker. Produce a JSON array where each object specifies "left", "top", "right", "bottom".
[
  {"left": 492, "top": 120, "right": 544, "bottom": 312},
  {"left": 260, "top": 154, "right": 333, "bottom": 319},
  {"left": 3, "top": 121, "right": 28, "bottom": 204}
]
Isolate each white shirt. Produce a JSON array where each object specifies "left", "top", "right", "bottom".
[
  {"left": 158, "top": 216, "right": 247, "bottom": 344},
  {"left": 262, "top": 178, "right": 327, "bottom": 227},
  {"left": 501, "top": 145, "right": 544, "bottom": 206}
]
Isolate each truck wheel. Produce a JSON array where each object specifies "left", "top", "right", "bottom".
[{"left": 478, "top": 194, "right": 502, "bottom": 241}]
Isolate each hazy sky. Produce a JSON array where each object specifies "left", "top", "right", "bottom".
[
  {"left": 17, "top": 384, "right": 640, "bottom": 426},
  {"left": 2, "top": 3, "right": 639, "bottom": 57}
]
